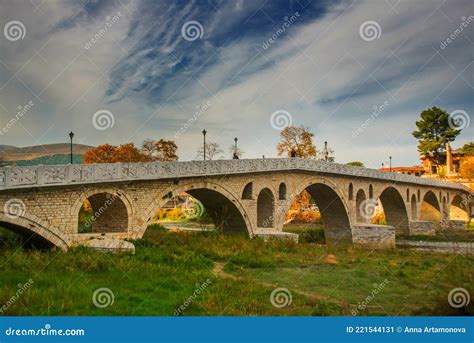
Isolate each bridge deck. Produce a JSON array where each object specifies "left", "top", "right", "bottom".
[{"left": 0, "top": 158, "right": 470, "bottom": 192}]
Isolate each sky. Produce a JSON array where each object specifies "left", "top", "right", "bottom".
[{"left": 0, "top": 0, "right": 472, "bottom": 168}]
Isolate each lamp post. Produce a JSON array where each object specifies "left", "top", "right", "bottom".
[
  {"left": 202, "top": 129, "right": 207, "bottom": 161},
  {"left": 389, "top": 156, "right": 392, "bottom": 172},
  {"left": 234, "top": 137, "right": 238, "bottom": 155},
  {"left": 69, "top": 131, "right": 74, "bottom": 164},
  {"left": 324, "top": 141, "right": 328, "bottom": 161}
]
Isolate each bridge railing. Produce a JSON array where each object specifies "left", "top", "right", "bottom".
[{"left": 0, "top": 158, "right": 469, "bottom": 191}]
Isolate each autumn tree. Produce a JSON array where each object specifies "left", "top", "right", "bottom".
[
  {"left": 196, "top": 142, "right": 223, "bottom": 160},
  {"left": 142, "top": 139, "right": 178, "bottom": 161},
  {"left": 277, "top": 125, "right": 316, "bottom": 158},
  {"left": 412, "top": 107, "right": 461, "bottom": 163},
  {"left": 114, "top": 143, "right": 150, "bottom": 162},
  {"left": 84, "top": 143, "right": 151, "bottom": 163},
  {"left": 83, "top": 144, "right": 118, "bottom": 163}
]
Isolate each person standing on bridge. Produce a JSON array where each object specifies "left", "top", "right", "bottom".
[
  {"left": 290, "top": 149, "right": 297, "bottom": 158},
  {"left": 233, "top": 152, "right": 239, "bottom": 159}
]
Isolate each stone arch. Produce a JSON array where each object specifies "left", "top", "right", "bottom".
[
  {"left": 242, "top": 182, "right": 253, "bottom": 200},
  {"left": 348, "top": 183, "right": 354, "bottom": 201},
  {"left": 280, "top": 178, "right": 352, "bottom": 245},
  {"left": 0, "top": 212, "right": 69, "bottom": 250},
  {"left": 369, "top": 184, "right": 373, "bottom": 199},
  {"left": 449, "top": 194, "right": 469, "bottom": 221},
  {"left": 71, "top": 189, "right": 133, "bottom": 234},
  {"left": 378, "top": 187, "right": 409, "bottom": 235},
  {"left": 141, "top": 181, "right": 252, "bottom": 236},
  {"left": 411, "top": 194, "right": 417, "bottom": 220},
  {"left": 406, "top": 189, "right": 409, "bottom": 202},
  {"left": 257, "top": 188, "right": 275, "bottom": 228},
  {"left": 278, "top": 183, "right": 287, "bottom": 200},
  {"left": 355, "top": 189, "right": 367, "bottom": 223},
  {"left": 419, "top": 190, "right": 442, "bottom": 222}
]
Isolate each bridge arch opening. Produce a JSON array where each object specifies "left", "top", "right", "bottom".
[
  {"left": 279, "top": 183, "right": 287, "bottom": 200},
  {"left": 0, "top": 213, "right": 68, "bottom": 250},
  {"left": 355, "top": 189, "right": 367, "bottom": 223},
  {"left": 411, "top": 194, "right": 417, "bottom": 220},
  {"left": 282, "top": 182, "right": 352, "bottom": 245},
  {"left": 242, "top": 182, "right": 253, "bottom": 200},
  {"left": 257, "top": 188, "right": 275, "bottom": 228},
  {"left": 419, "top": 191, "right": 442, "bottom": 222},
  {"left": 78, "top": 192, "right": 129, "bottom": 233},
  {"left": 348, "top": 183, "right": 353, "bottom": 200},
  {"left": 376, "top": 187, "right": 409, "bottom": 235},
  {"left": 150, "top": 185, "right": 250, "bottom": 235},
  {"left": 449, "top": 194, "right": 469, "bottom": 221}
]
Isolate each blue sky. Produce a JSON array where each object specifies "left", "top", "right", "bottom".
[{"left": 0, "top": 0, "right": 472, "bottom": 167}]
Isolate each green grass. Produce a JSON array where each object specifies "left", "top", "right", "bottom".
[{"left": 0, "top": 225, "right": 472, "bottom": 316}]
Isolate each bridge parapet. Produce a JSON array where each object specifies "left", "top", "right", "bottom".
[{"left": 0, "top": 158, "right": 470, "bottom": 192}]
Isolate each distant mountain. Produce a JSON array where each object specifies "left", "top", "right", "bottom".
[
  {"left": 0, "top": 143, "right": 94, "bottom": 161},
  {"left": 0, "top": 145, "right": 17, "bottom": 153}
]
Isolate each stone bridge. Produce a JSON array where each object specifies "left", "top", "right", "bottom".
[{"left": 0, "top": 159, "right": 472, "bottom": 252}]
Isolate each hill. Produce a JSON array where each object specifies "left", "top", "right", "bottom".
[
  {"left": 0, "top": 143, "right": 94, "bottom": 161},
  {"left": 0, "top": 145, "right": 17, "bottom": 153}
]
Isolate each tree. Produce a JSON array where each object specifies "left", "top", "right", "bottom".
[
  {"left": 142, "top": 139, "right": 178, "bottom": 161},
  {"left": 114, "top": 143, "right": 150, "bottom": 162},
  {"left": 460, "top": 142, "right": 474, "bottom": 156},
  {"left": 277, "top": 125, "right": 317, "bottom": 158},
  {"left": 83, "top": 144, "right": 118, "bottom": 164},
  {"left": 196, "top": 142, "right": 223, "bottom": 160},
  {"left": 84, "top": 143, "right": 151, "bottom": 164},
  {"left": 412, "top": 107, "right": 461, "bottom": 163},
  {"left": 346, "top": 161, "right": 365, "bottom": 167}
]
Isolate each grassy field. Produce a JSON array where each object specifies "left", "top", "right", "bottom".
[{"left": 0, "top": 224, "right": 472, "bottom": 316}]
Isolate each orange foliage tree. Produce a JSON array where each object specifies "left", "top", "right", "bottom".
[
  {"left": 84, "top": 143, "right": 150, "bottom": 163},
  {"left": 84, "top": 139, "right": 179, "bottom": 164},
  {"left": 142, "top": 139, "right": 178, "bottom": 161},
  {"left": 277, "top": 125, "right": 317, "bottom": 158}
]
